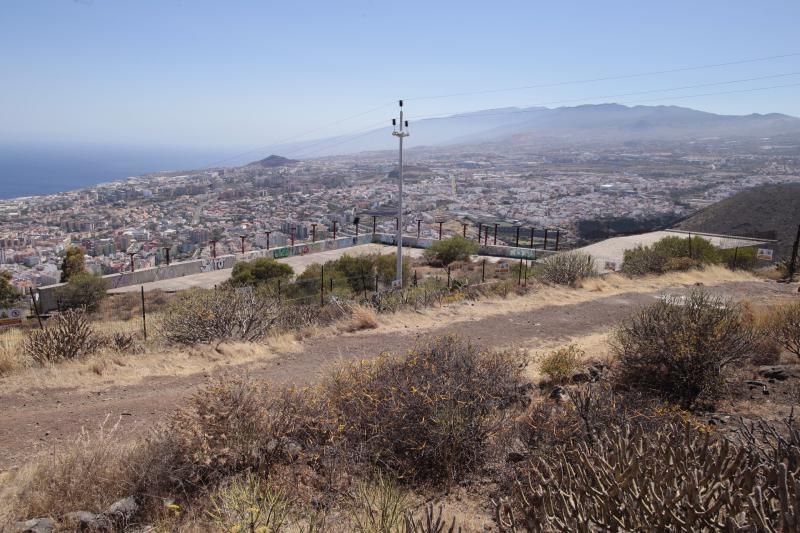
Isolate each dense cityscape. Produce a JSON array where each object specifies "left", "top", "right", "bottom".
[{"left": 0, "top": 136, "right": 798, "bottom": 291}]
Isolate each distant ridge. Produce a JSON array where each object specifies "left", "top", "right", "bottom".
[
  {"left": 676, "top": 183, "right": 800, "bottom": 259},
  {"left": 248, "top": 154, "right": 298, "bottom": 168},
  {"left": 269, "top": 103, "right": 800, "bottom": 158}
]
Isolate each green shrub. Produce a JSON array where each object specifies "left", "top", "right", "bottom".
[
  {"left": 622, "top": 236, "right": 724, "bottom": 276},
  {"left": 230, "top": 257, "right": 293, "bottom": 287},
  {"left": 423, "top": 236, "right": 478, "bottom": 266},
  {"left": 0, "top": 270, "right": 20, "bottom": 308},
  {"left": 612, "top": 291, "right": 756, "bottom": 408},
  {"left": 55, "top": 272, "right": 108, "bottom": 312},
  {"left": 535, "top": 251, "right": 596, "bottom": 286},
  {"left": 539, "top": 344, "right": 584, "bottom": 384},
  {"left": 720, "top": 246, "right": 757, "bottom": 270}
]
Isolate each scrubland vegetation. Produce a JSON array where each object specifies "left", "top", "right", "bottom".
[{"left": 4, "top": 244, "right": 800, "bottom": 530}]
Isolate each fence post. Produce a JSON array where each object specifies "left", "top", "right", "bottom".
[
  {"left": 518, "top": 258, "right": 523, "bottom": 286},
  {"left": 477, "top": 223, "right": 482, "bottom": 242},
  {"left": 462, "top": 223, "right": 467, "bottom": 238},
  {"left": 688, "top": 233, "right": 693, "bottom": 260},
  {"left": 141, "top": 286, "right": 147, "bottom": 341},
  {"left": 417, "top": 219, "right": 421, "bottom": 239},
  {"left": 494, "top": 223, "right": 498, "bottom": 245},
  {"left": 277, "top": 278, "right": 282, "bottom": 300},
  {"left": 372, "top": 216, "right": 377, "bottom": 235},
  {"left": 414, "top": 269, "right": 418, "bottom": 287},
  {"left": 530, "top": 227, "right": 535, "bottom": 249},
  {"left": 543, "top": 229, "right": 549, "bottom": 251},
  {"left": 375, "top": 274, "right": 379, "bottom": 294},
  {"left": 555, "top": 230, "right": 560, "bottom": 251},
  {"left": 523, "top": 261, "right": 528, "bottom": 287},
  {"left": 446, "top": 266, "right": 451, "bottom": 289},
  {"left": 788, "top": 224, "right": 800, "bottom": 281},
  {"left": 482, "top": 259, "right": 486, "bottom": 282},
  {"left": 515, "top": 226, "right": 520, "bottom": 247},
  {"left": 438, "top": 222, "right": 443, "bottom": 240},
  {"left": 362, "top": 275, "right": 368, "bottom": 300},
  {"left": 320, "top": 265, "right": 324, "bottom": 307},
  {"left": 484, "top": 227, "right": 489, "bottom": 246},
  {"left": 732, "top": 247, "right": 739, "bottom": 270},
  {"left": 29, "top": 287, "right": 43, "bottom": 329},
  {"left": 329, "top": 277, "right": 333, "bottom": 293}
]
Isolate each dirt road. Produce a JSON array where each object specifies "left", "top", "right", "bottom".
[{"left": 0, "top": 279, "right": 794, "bottom": 471}]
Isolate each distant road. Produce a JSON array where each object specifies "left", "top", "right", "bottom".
[{"left": 108, "top": 244, "right": 425, "bottom": 293}]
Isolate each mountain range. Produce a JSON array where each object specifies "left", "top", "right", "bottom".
[{"left": 273, "top": 104, "right": 800, "bottom": 159}]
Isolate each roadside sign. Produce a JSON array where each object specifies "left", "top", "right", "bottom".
[{"left": 757, "top": 248, "right": 774, "bottom": 261}]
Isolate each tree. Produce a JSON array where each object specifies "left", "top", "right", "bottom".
[
  {"left": 231, "top": 258, "right": 293, "bottom": 287},
  {"left": 423, "top": 236, "right": 479, "bottom": 266},
  {"left": 55, "top": 272, "right": 108, "bottom": 312},
  {"left": 375, "top": 253, "right": 410, "bottom": 286},
  {"left": 0, "top": 271, "right": 20, "bottom": 309},
  {"left": 329, "top": 254, "right": 377, "bottom": 291},
  {"left": 60, "top": 246, "right": 86, "bottom": 282}
]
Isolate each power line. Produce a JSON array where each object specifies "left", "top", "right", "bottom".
[
  {"left": 406, "top": 52, "right": 800, "bottom": 101},
  {"left": 407, "top": 79, "right": 800, "bottom": 123},
  {"left": 194, "top": 101, "right": 395, "bottom": 168}
]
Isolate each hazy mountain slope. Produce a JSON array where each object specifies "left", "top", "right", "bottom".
[
  {"left": 676, "top": 183, "right": 800, "bottom": 259},
  {"left": 278, "top": 104, "right": 800, "bottom": 158}
]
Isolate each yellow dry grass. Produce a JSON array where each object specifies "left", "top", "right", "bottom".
[{"left": 0, "top": 266, "right": 758, "bottom": 391}]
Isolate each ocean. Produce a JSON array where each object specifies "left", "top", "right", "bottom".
[{"left": 0, "top": 143, "right": 239, "bottom": 199}]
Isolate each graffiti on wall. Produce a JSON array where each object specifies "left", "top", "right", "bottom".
[{"left": 200, "top": 258, "right": 226, "bottom": 272}]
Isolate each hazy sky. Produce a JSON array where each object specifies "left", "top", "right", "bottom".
[{"left": 2, "top": 0, "right": 799, "bottom": 153}]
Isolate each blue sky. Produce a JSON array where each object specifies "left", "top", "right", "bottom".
[{"left": 1, "top": 0, "right": 799, "bottom": 152}]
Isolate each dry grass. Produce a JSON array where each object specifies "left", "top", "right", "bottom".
[
  {"left": 7, "top": 416, "right": 138, "bottom": 519},
  {"left": 339, "top": 304, "right": 380, "bottom": 333}
]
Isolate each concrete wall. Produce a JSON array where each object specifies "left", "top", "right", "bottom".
[
  {"left": 36, "top": 233, "right": 554, "bottom": 312},
  {"left": 372, "top": 233, "right": 555, "bottom": 261},
  {"left": 36, "top": 234, "right": 376, "bottom": 312}
]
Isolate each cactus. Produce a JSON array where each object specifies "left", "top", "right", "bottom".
[{"left": 500, "top": 422, "right": 800, "bottom": 532}]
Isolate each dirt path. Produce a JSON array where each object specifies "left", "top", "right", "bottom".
[{"left": 0, "top": 280, "right": 793, "bottom": 471}]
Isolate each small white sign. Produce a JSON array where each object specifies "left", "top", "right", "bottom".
[{"left": 757, "top": 248, "right": 774, "bottom": 261}]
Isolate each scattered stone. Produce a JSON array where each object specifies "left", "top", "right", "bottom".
[
  {"left": 13, "top": 518, "right": 55, "bottom": 533},
  {"left": 105, "top": 496, "right": 138, "bottom": 523},
  {"left": 505, "top": 438, "right": 528, "bottom": 463},
  {"left": 570, "top": 370, "right": 592, "bottom": 383},
  {"left": 63, "top": 511, "right": 111, "bottom": 531},
  {"left": 549, "top": 386, "right": 567, "bottom": 402},
  {"left": 758, "top": 366, "right": 800, "bottom": 381}
]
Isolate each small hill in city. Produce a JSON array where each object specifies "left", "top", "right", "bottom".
[
  {"left": 248, "top": 154, "right": 298, "bottom": 168},
  {"left": 676, "top": 183, "right": 800, "bottom": 258}
]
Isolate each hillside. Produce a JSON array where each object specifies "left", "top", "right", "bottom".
[
  {"left": 676, "top": 183, "right": 800, "bottom": 258},
  {"left": 248, "top": 154, "right": 298, "bottom": 167},
  {"left": 266, "top": 104, "right": 800, "bottom": 157}
]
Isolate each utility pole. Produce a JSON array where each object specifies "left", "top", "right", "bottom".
[
  {"left": 239, "top": 235, "right": 246, "bottom": 254},
  {"left": 311, "top": 223, "right": 317, "bottom": 242},
  {"left": 372, "top": 216, "right": 377, "bottom": 235},
  {"left": 417, "top": 219, "right": 422, "bottom": 239},
  {"left": 392, "top": 99, "right": 409, "bottom": 287},
  {"left": 265, "top": 231, "right": 271, "bottom": 250},
  {"left": 128, "top": 252, "right": 136, "bottom": 273},
  {"left": 332, "top": 221, "right": 337, "bottom": 240},
  {"left": 163, "top": 247, "right": 170, "bottom": 266},
  {"left": 462, "top": 223, "right": 468, "bottom": 238},
  {"left": 438, "top": 221, "right": 443, "bottom": 240},
  {"left": 494, "top": 223, "right": 499, "bottom": 245},
  {"left": 210, "top": 240, "right": 217, "bottom": 259}
]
